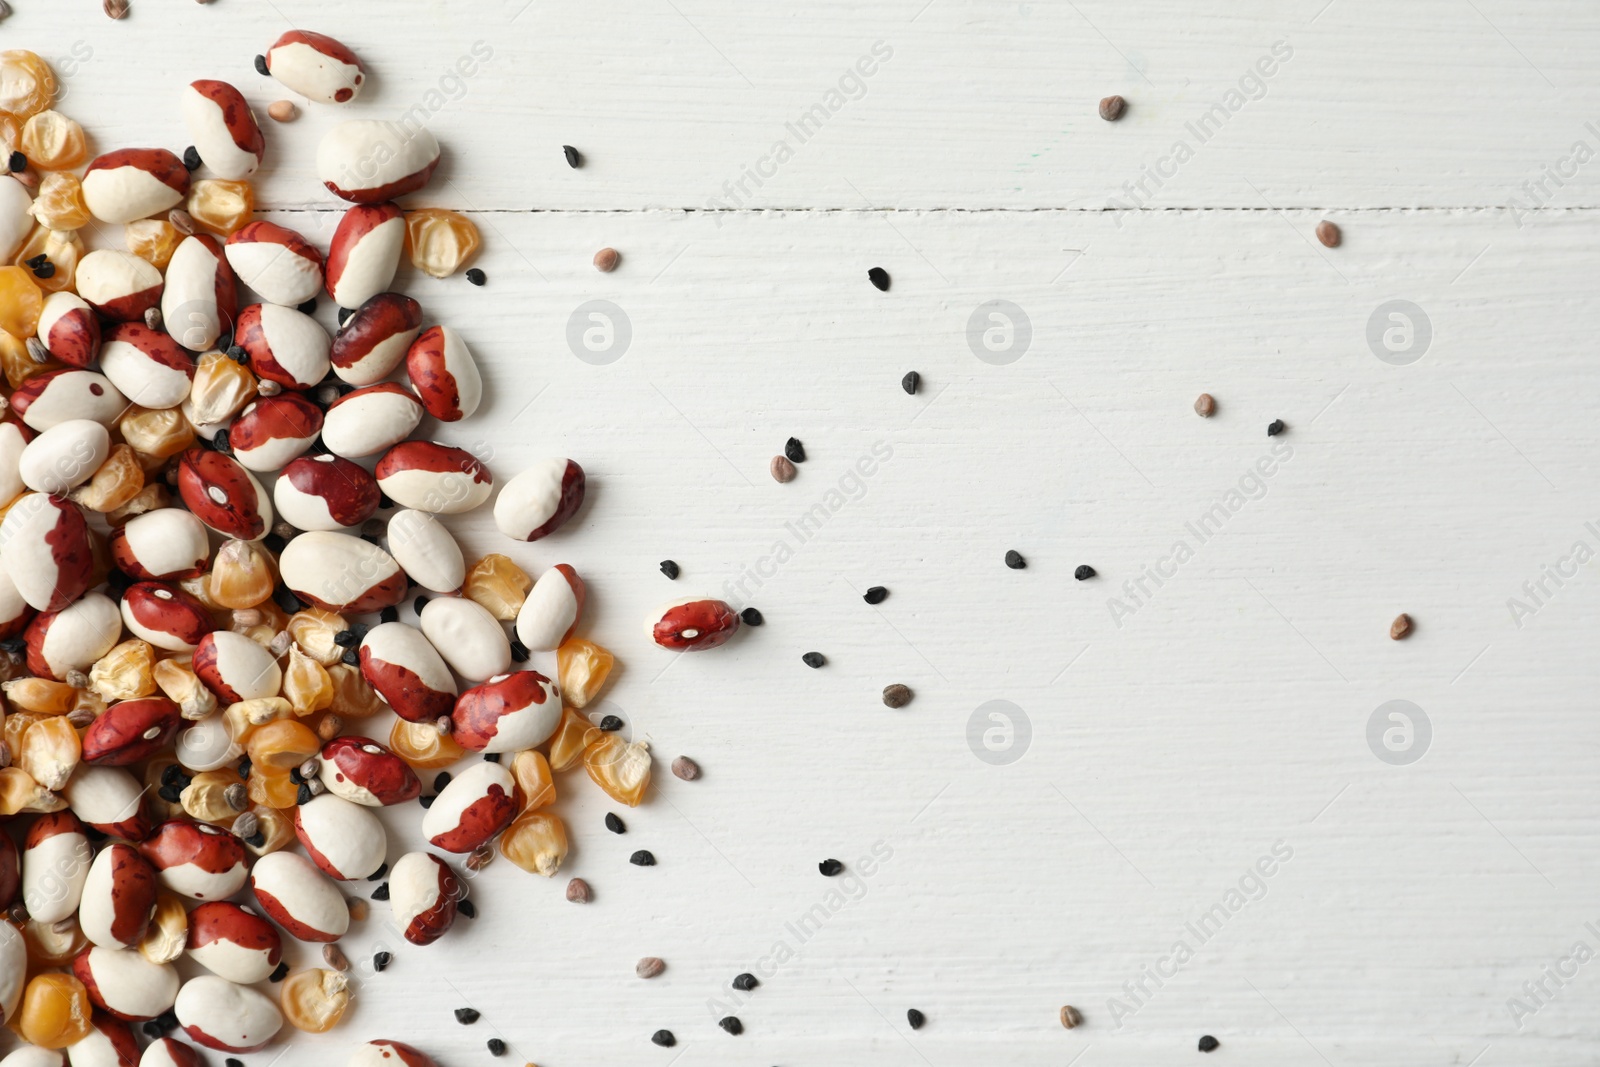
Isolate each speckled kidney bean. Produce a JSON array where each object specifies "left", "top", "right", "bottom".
[
  {"left": 317, "top": 119, "right": 437, "bottom": 203},
  {"left": 277, "top": 530, "right": 408, "bottom": 613},
  {"left": 24, "top": 592, "right": 121, "bottom": 680},
  {"left": 234, "top": 303, "right": 331, "bottom": 391},
  {"left": 329, "top": 291, "right": 420, "bottom": 386},
  {"left": 225, "top": 221, "right": 324, "bottom": 307},
  {"left": 405, "top": 325, "right": 481, "bottom": 421},
  {"left": 181, "top": 80, "right": 265, "bottom": 181},
  {"left": 265, "top": 30, "right": 365, "bottom": 104},
  {"left": 75, "top": 249, "right": 165, "bottom": 322},
  {"left": 420, "top": 760, "right": 521, "bottom": 853},
  {"left": 35, "top": 291, "right": 101, "bottom": 367},
  {"left": 21, "top": 812, "right": 91, "bottom": 924},
  {"left": 191, "top": 631, "right": 283, "bottom": 704},
  {"left": 81, "top": 149, "right": 189, "bottom": 225},
  {"left": 647, "top": 597, "right": 741, "bottom": 652},
  {"left": 418, "top": 596, "right": 509, "bottom": 682},
  {"left": 0, "top": 492, "right": 95, "bottom": 612},
  {"left": 273, "top": 454, "right": 380, "bottom": 532},
  {"left": 451, "top": 670, "right": 562, "bottom": 753},
  {"left": 160, "top": 234, "right": 237, "bottom": 353},
  {"left": 374, "top": 441, "right": 493, "bottom": 515},
  {"left": 184, "top": 901, "right": 282, "bottom": 983},
  {"left": 492, "top": 458, "right": 586, "bottom": 541},
  {"left": 63, "top": 765, "right": 152, "bottom": 841},
  {"left": 227, "top": 392, "right": 323, "bottom": 472},
  {"left": 98, "top": 323, "right": 196, "bottom": 409},
  {"left": 140, "top": 822, "right": 248, "bottom": 902},
  {"left": 173, "top": 974, "right": 283, "bottom": 1052},
  {"left": 320, "top": 382, "right": 424, "bottom": 459},
  {"left": 72, "top": 944, "right": 180, "bottom": 1021},
  {"left": 108, "top": 509, "right": 211, "bottom": 582},
  {"left": 326, "top": 204, "right": 404, "bottom": 309},
  {"left": 388, "top": 851, "right": 461, "bottom": 947},
  {"left": 515, "top": 564, "right": 586, "bottom": 653},
  {"left": 77, "top": 843, "right": 158, "bottom": 950},
  {"left": 383, "top": 508, "right": 464, "bottom": 594},
  {"left": 7, "top": 368, "right": 129, "bottom": 430},
  {"left": 248, "top": 851, "right": 349, "bottom": 943},
  {"left": 119, "top": 583, "right": 215, "bottom": 654},
  {"left": 176, "top": 448, "right": 273, "bottom": 540},
  {"left": 80, "top": 697, "right": 182, "bottom": 765},
  {"left": 358, "top": 621, "right": 456, "bottom": 723},
  {"left": 317, "top": 737, "right": 421, "bottom": 807},
  {"left": 293, "top": 793, "right": 387, "bottom": 881}
]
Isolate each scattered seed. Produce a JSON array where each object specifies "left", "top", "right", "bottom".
[
  {"left": 486, "top": 1038, "right": 506, "bottom": 1056},
  {"left": 598, "top": 715, "right": 624, "bottom": 732},
  {"left": 379, "top": 605, "right": 399, "bottom": 624},
  {"left": 299, "top": 758, "right": 320, "bottom": 780},
  {"left": 182, "top": 146, "right": 202, "bottom": 171},
  {"left": 1060, "top": 1005, "right": 1083, "bottom": 1029},
  {"left": 1198, "top": 1035, "right": 1220, "bottom": 1053},
  {"left": 223, "top": 782, "right": 248, "bottom": 811},
  {"left": 6, "top": 151, "right": 22, "bottom": 173},
  {"left": 509, "top": 638, "right": 530, "bottom": 662},
  {"left": 316, "top": 713, "right": 343, "bottom": 742},
  {"left": 658, "top": 559, "right": 680, "bottom": 580},
  {"left": 322, "top": 944, "right": 349, "bottom": 971},
  {"left": 458, "top": 899, "right": 477, "bottom": 918},
  {"left": 636, "top": 956, "right": 665, "bottom": 979},
  {"left": 1098, "top": 94, "right": 1126, "bottom": 121},
  {"left": 630, "top": 850, "right": 656, "bottom": 866},
  {"left": 337, "top": 306, "right": 356, "bottom": 327},
  {"left": 413, "top": 596, "right": 429, "bottom": 615},
  {"left": 605, "top": 812, "right": 626, "bottom": 834},
  {"left": 907, "top": 1008, "right": 926, "bottom": 1030},
  {"left": 650, "top": 1030, "right": 675, "bottom": 1047},
  {"left": 103, "top": 0, "right": 129, "bottom": 18},
  {"left": 770, "top": 455, "right": 797, "bottom": 483},
  {"left": 267, "top": 100, "right": 299, "bottom": 123},
  {"left": 1267, "top": 419, "right": 1285, "bottom": 437},
  {"left": 671, "top": 756, "right": 701, "bottom": 781},
  {"left": 0, "top": 2, "right": 11, "bottom": 20},
  {"left": 1004, "top": 550, "right": 1026, "bottom": 570},
  {"left": 593, "top": 247, "right": 620, "bottom": 272},
  {"left": 466, "top": 845, "right": 494, "bottom": 872},
  {"left": 718, "top": 1016, "right": 744, "bottom": 1035},
  {"left": 253, "top": 54, "right": 269, "bottom": 76},
  {"left": 297, "top": 298, "right": 318, "bottom": 315},
  {"left": 1316, "top": 220, "right": 1341, "bottom": 248},
  {"left": 566, "top": 877, "right": 592, "bottom": 902},
  {"left": 295, "top": 784, "right": 313, "bottom": 806},
  {"left": 863, "top": 586, "right": 888, "bottom": 605},
  {"left": 454, "top": 1008, "right": 480, "bottom": 1025},
  {"left": 371, "top": 882, "right": 390, "bottom": 901},
  {"left": 224, "top": 1060, "right": 242, "bottom": 1067},
  {"left": 739, "top": 607, "right": 763, "bottom": 626},
  {"left": 465, "top": 268, "right": 487, "bottom": 286},
  {"left": 802, "top": 651, "right": 826, "bottom": 668},
  {"left": 902, "top": 370, "right": 920, "bottom": 394},
  {"left": 732, "top": 972, "right": 758, "bottom": 991},
  {"left": 1194, "top": 392, "right": 1216, "bottom": 417},
  {"left": 346, "top": 897, "right": 368, "bottom": 921},
  {"left": 882, "top": 684, "right": 912, "bottom": 709},
  {"left": 867, "top": 266, "right": 890, "bottom": 291},
  {"left": 818, "top": 858, "right": 843, "bottom": 877},
  {"left": 25, "top": 337, "right": 48, "bottom": 365},
  {"left": 143, "top": 307, "right": 163, "bottom": 330},
  {"left": 373, "top": 951, "right": 391, "bottom": 972},
  {"left": 168, "top": 208, "right": 196, "bottom": 236},
  {"left": 784, "top": 437, "right": 806, "bottom": 463},
  {"left": 269, "top": 961, "right": 289, "bottom": 983},
  {"left": 1074, "top": 565, "right": 1096, "bottom": 581},
  {"left": 418, "top": 795, "right": 435, "bottom": 809},
  {"left": 481, "top": 751, "right": 500, "bottom": 763},
  {"left": 31, "top": 262, "right": 54, "bottom": 279},
  {"left": 563, "top": 145, "right": 582, "bottom": 168},
  {"left": 1390, "top": 613, "right": 1413, "bottom": 640},
  {"left": 333, "top": 629, "right": 358, "bottom": 648}
]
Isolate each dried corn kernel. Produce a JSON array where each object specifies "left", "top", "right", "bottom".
[
  {"left": 4, "top": 711, "right": 47, "bottom": 756},
  {"left": 225, "top": 697, "right": 293, "bottom": 741},
  {"left": 0, "top": 51, "right": 57, "bottom": 119},
  {"left": 183, "top": 350, "right": 258, "bottom": 429},
  {"left": 15, "top": 973, "right": 91, "bottom": 1048},
  {"left": 19, "top": 714, "right": 80, "bottom": 791},
  {"left": 177, "top": 574, "right": 225, "bottom": 612},
  {"left": 19, "top": 109, "right": 87, "bottom": 170},
  {"left": 0, "top": 264, "right": 43, "bottom": 337},
  {"left": 28, "top": 171, "right": 91, "bottom": 230},
  {"left": 72, "top": 444, "right": 145, "bottom": 514},
  {"left": 89, "top": 638, "right": 156, "bottom": 701},
  {"left": 124, "top": 218, "right": 182, "bottom": 271},
  {"left": 280, "top": 968, "right": 351, "bottom": 1033},
  {"left": 463, "top": 554, "right": 531, "bottom": 621},
  {"left": 584, "top": 734, "right": 651, "bottom": 807},
  {"left": 556, "top": 638, "right": 614, "bottom": 709},
  {"left": 0, "top": 112, "right": 18, "bottom": 156},
  {"left": 3, "top": 326, "right": 56, "bottom": 389},
  {"left": 2, "top": 677, "right": 78, "bottom": 713},
  {"left": 154, "top": 657, "right": 218, "bottom": 720},
  {"left": 288, "top": 609, "right": 348, "bottom": 667},
  {"left": 11, "top": 226, "right": 82, "bottom": 294},
  {"left": 389, "top": 718, "right": 464, "bottom": 770},
  {"left": 105, "top": 483, "right": 172, "bottom": 526},
  {"left": 24, "top": 916, "right": 86, "bottom": 966},
  {"left": 186, "top": 178, "right": 253, "bottom": 236},
  {"left": 181, "top": 768, "right": 245, "bottom": 824},
  {"left": 404, "top": 208, "right": 482, "bottom": 279},
  {"left": 247, "top": 767, "right": 300, "bottom": 809},
  {"left": 283, "top": 647, "right": 333, "bottom": 717},
  {"left": 246, "top": 719, "right": 319, "bottom": 771},
  {"left": 510, "top": 749, "right": 555, "bottom": 811},
  {"left": 139, "top": 891, "right": 189, "bottom": 964},
  {"left": 244, "top": 803, "right": 295, "bottom": 856},
  {"left": 0, "top": 766, "right": 66, "bottom": 814},
  {"left": 499, "top": 810, "right": 568, "bottom": 876},
  {"left": 546, "top": 706, "right": 596, "bottom": 772},
  {"left": 327, "top": 663, "right": 382, "bottom": 718},
  {"left": 209, "top": 538, "right": 276, "bottom": 609}
]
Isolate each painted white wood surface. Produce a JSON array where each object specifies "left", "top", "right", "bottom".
[{"left": 6, "top": 1, "right": 1600, "bottom": 1065}]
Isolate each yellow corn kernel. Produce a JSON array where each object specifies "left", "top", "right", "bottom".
[
  {"left": 19, "top": 714, "right": 80, "bottom": 791},
  {"left": 209, "top": 538, "right": 276, "bottom": 609},
  {"left": 89, "top": 638, "right": 157, "bottom": 702},
  {"left": 2, "top": 677, "right": 78, "bottom": 713},
  {"left": 556, "top": 638, "right": 614, "bottom": 709},
  {"left": 11, "top": 226, "right": 83, "bottom": 294},
  {"left": 181, "top": 768, "right": 245, "bottom": 824},
  {"left": 463, "top": 554, "right": 531, "bottom": 621},
  {"left": 288, "top": 608, "right": 349, "bottom": 667},
  {"left": 283, "top": 646, "right": 334, "bottom": 717},
  {"left": 24, "top": 916, "right": 86, "bottom": 966},
  {"left": 224, "top": 697, "right": 293, "bottom": 740},
  {"left": 583, "top": 734, "right": 652, "bottom": 807},
  {"left": 510, "top": 749, "right": 556, "bottom": 811},
  {"left": 154, "top": 657, "right": 218, "bottom": 720},
  {"left": 499, "top": 810, "right": 569, "bottom": 876},
  {"left": 245, "top": 718, "right": 319, "bottom": 771},
  {"left": 327, "top": 663, "right": 383, "bottom": 718},
  {"left": 388, "top": 718, "right": 464, "bottom": 770},
  {"left": 186, "top": 178, "right": 253, "bottom": 236},
  {"left": 3, "top": 326, "right": 56, "bottom": 389},
  {"left": 71, "top": 444, "right": 145, "bottom": 514},
  {"left": 139, "top": 891, "right": 189, "bottom": 964},
  {"left": 0, "top": 264, "right": 43, "bottom": 338},
  {"left": 404, "top": 208, "right": 482, "bottom": 279},
  {"left": 247, "top": 766, "right": 300, "bottom": 809},
  {"left": 0, "top": 51, "right": 57, "bottom": 119},
  {"left": 280, "top": 969, "right": 351, "bottom": 1033},
  {"left": 124, "top": 218, "right": 183, "bottom": 271},
  {"left": 28, "top": 171, "right": 91, "bottom": 230},
  {"left": 16, "top": 972, "right": 93, "bottom": 1048},
  {"left": 183, "top": 350, "right": 258, "bottom": 430},
  {"left": 20, "top": 109, "right": 87, "bottom": 170},
  {"left": 121, "top": 407, "right": 197, "bottom": 459},
  {"left": 0, "top": 766, "right": 67, "bottom": 815},
  {"left": 105, "top": 483, "right": 172, "bottom": 526},
  {"left": 546, "top": 706, "right": 596, "bottom": 772}
]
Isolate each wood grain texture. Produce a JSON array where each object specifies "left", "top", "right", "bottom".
[{"left": 6, "top": 1, "right": 1600, "bottom": 1065}]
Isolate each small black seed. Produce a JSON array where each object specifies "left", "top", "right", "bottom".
[
  {"left": 630, "top": 850, "right": 656, "bottom": 867},
  {"left": 31, "top": 262, "right": 55, "bottom": 279},
  {"left": 718, "top": 1016, "right": 744, "bottom": 1035},
  {"left": 509, "top": 639, "right": 530, "bottom": 663},
  {"left": 659, "top": 559, "right": 680, "bottom": 580},
  {"left": 337, "top": 306, "right": 356, "bottom": 327},
  {"left": 0, "top": 637, "right": 25, "bottom": 654},
  {"left": 1004, "top": 550, "right": 1026, "bottom": 570},
  {"left": 349, "top": 622, "right": 370, "bottom": 641},
  {"left": 183, "top": 146, "right": 202, "bottom": 171},
  {"left": 732, "top": 972, "right": 759, "bottom": 991},
  {"left": 599, "top": 715, "right": 624, "bottom": 732},
  {"left": 236, "top": 756, "right": 252, "bottom": 778},
  {"left": 784, "top": 436, "right": 806, "bottom": 463},
  {"left": 418, "top": 795, "right": 435, "bottom": 809},
  {"left": 211, "top": 429, "right": 230, "bottom": 454},
  {"left": 740, "top": 607, "right": 763, "bottom": 626},
  {"left": 333, "top": 629, "right": 358, "bottom": 647},
  {"left": 273, "top": 585, "right": 302, "bottom": 613},
  {"left": 157, "top": 784, "right": 183, "bottom": 803},
  {"left": 454, "top": 1007, "right": 480, "bottom": 1025},
  {"left": 368, "top": 863, "right": 388, "bottom": 881},
  {"left": 254, "top": 54, "right": 269, "bottom": 76},
  {"left": 23, "top": 253, "right": 45, "bottom": 268},
  {"left": 342, "top": 648, "right": 360, "bottom": 666},
  {"left": 651, "top": 1030, "right": 675, "bottom": 1047},
  {"left": 486, "top": 1038, "right": 505, "bottom": 1056},
  {"left": 563, "top": 145, "right": 582, "bottom": 167},
  {"left": 867, "top": 266, "right": 890, "bottom": 291},
  {"left": 262, "top": 532, "right": 287, "bottom": 554},
  {"left": 906, "top": 1008, "right": 927, "bottom": 1030},
  {"left": 378, "top": 492, "right": 394, "bottom": 510},
  {"left": 288, "top": 768, "right": 304, "bottom": 785},
  {"left": 157, "top": 1011, "right": 181, "bottom": 1032},
  {"left": 295, "top": 784, "right": 313, "bottom": 805},
  {"left": 433, "top": 772, "right": 452, "bottom": 792},
  {"left": 141, "top": 1023, "right": 163, "bottom": 1038},
  {"left": 902, "top": 370, "right": 920, "bottom": 395},
  {"left": 7, "top": 151, "right": 24, "bottom": 173},
  {"left": 605, "top": 812, "right": 626, "bottom": 834},
  {"left": 1198, "top": 1035, "right": 1220, "bottom": 1053},
  {"left": 225, "top": 344, "right": 247, "bottom": 363},
  {"left": 244, "top": 831, "right": 265, "bottom": 847},
  {"left": 465, "top": 268, "right": 486, "bottom": 286},
  {"left": 161, "top": 764, "right": 186, "bottom": 786},
  {"left": 482, "top": 752, "right": 501, "bottom": 763},
  {"left": 802, "top": 651, "right": 825, "bottom": 668},
  {"left": 297, "top": 298, "right": 318, "bottom": 315},
  {"left": 818, "top": 858, "right": 844, "bottom": 876},
  {"left": 379, "top": 605, "right": 399, "bottom": 624},
  {"left": 371, "top": 882, "right": 390, "bottom": 901},
  {"left": 1267, "top": 419, "right": 1285, "bottom": 437},
  {"left": 458, "top": 899, "right": 477, "bottom": 918},
  {"left": 269, "top": 961, "right": 289, "bottom": 982},
  {"left": 1074, "top": 565, "right": 1096, "bottom": 581},
  {"left": 226, "top": 1060, "right": 244, "bottom": 1067},
  {"left": 863, "top": 586, "right": 888, "bottom": 604},
  {"left": 413, "top": 596, "right": 429, "bottom": 615},
  {"left": 373, "top": 951, "right": 391, "bottom": 972}
]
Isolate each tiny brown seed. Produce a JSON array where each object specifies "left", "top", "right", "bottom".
[
  {"left": 257, "top": 379, "right": 283, "bottom": 397},
  {"left": 103, "top": 0, "right": 129, "bottom": 19},
  {"left": 593, "top": 247, "right": 620, "bottom": 272},
  {"left": 144, "top": 307, "right": 163, "bottom": 330},
  {"left": 0, "top": 740, "right": 11, "bottom": 770},
  {"left": 346, "top": 897, "right": 369, "bottom": 921},
  {"left": 168, "top": 209, "right": 196, "bottom": 236},
  {"left": 65, "top": 669, "right": 89, "bottom": 689},
  {"left": 298, "top": 758, "right": 320, "bottom": 780},
  {"left": 1060, "top": 1005, "right": 1083, "bottom": 1029},
  {"left": 1316, "top": 220, "right": 1341, "bottom": 248},
  {"left": 465, "top": 845, "right": 495, "bottom": 872},
  {"left": 1098, "top": 95, "right": 1126, "bottom": 121},
  {"left": 267, "top": 100, "right": 299, "bottom": 123},
  {"left": 1389, "top": 613, "right": 1413, "bottom": 640},
  {"left": 565, "top": 877, "right": 592, "bottom": 903},
  {"left": 223, "top": 783, "right": 248, "bottom": 812},
  {"left": 315, "top": 714, "right": 344, "bottom": 742},
  {"left": 636, "top": 956, "right": 665, "bottom": 979},
  {"left": 0, "top": 2, "right": 12, "bottom": 20},
  {"left": 434, "top": 715, "right": 454, "bottom": 735},
  {"left": 882, "top": 683, "right": 912, "bottom": 709},
  {"left": 66, "top": 708, "right": 95, "bottom": 728},
  {"left": 770, "top": 456, "right": 796, "bottom": 483},
  {"left": 671, "top": 756, "right": 700, "bottom": 781},
  {"left": 323, "top": 944, "right": 350, "bottom": 971},
  {"left": 1194, "top": 393, "right": 1216, "bottom": 418}
]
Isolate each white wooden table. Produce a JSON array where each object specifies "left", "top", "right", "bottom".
[{"left": 8, "top": 1, "right": 1600, "bottom": 1064}]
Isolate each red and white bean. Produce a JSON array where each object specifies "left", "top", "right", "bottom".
[
  {"left": 418, "top": 596, "right": 509, "bottom": 681},
  {"left": 451, "top": 670, "right": 562, "bottom": 754},
  {"left": 191, "top": 631, "right": 283, "bottom": 703},
  {"left": 175, "top": 448, "right": 273, "bottom": 540},
  {"left": 406, "top": 325, "right": 481, "bottom": 422},
  {"left": 78, "top": 843, "right": 157, "bottom": 950},
  {"left": 24, "top": 592, "right": 122, "bottom": 681},
  {"left": 348, "top": 1042, "right": 436, "bottom": 1067},
  {"left": 326, "top": 204, "right": 404, "bottom": 309},
  {"left": 420, "top": 761, "right": 521, "bottom": 853},
  {"left": 81, "top": 149, "right": 189, "bottom": 225},
  {"left": 277, "top": 530, "right": 408, "bottom": 613},
  {"left": 7, "top": 368, "right": 129, "bottom": 430},
  {"left": 492, "top": 458, "right": 586, "bottom": 541},
  {"left": 515, "top": 564, "right": 586, "bottom": 653},
  {"left": 159, "top": 235, "right": 237, "bottom": 353},
  {"left": 235, "top": 303, "right": 331, "bottom": 391},
  {"left": 108, "top": 509, "right": 211, "bottom": 582},
  {"left": 272, "top": 454, "right": 381, "bottom": 531},
  {"left": 21, "top": 812, "right": 91, "bottom": 924},
  {"left": 265, "top": 30, "right": 365, "bottom": 104},
  {"left": 72, "top": 946, "right": 180, "bottom": 1021},
  {"left": 173, "top": 974, "right": 283, "bottom": 1052},
  {"left": 388, "top": 851, "right": 460, "bottom": 947},
  {"left": 185, "top": 901, "right": 282, "bottom": 983},
  {"left": 98, "top": 323, "right": 195, "bottom": 409},
  {"left": 80, "top": 697, "right": 183, "bottom": 765},
  {"left": 61, "top": 765, "right": 152, "bottom": 841},
  {"left": 321, "top": 382, "right": 424, "bottom": 459},
  {"left": 384, "top": 509, "right": 464, "bottom": 594},
  {"left": 0, "top": 493, "right": 95, "bottom": 612},
  {"left": 248, "top": 850, "right": 348, "bottom": 943},
  {"left": 140, "top": 821, "right": 248, "bottom": 901},
  {"left": 225, "top": 221, "right": 324, "bottom": 307},
  {"left": 120, "top": 583, "right": 215, "bottom": 653},
  {"left": 18, "top": 419, "right": 110, "bottom": 495},
  {"left": 75, "top": 250, "right": 164, "bottom": 322},
  {"left": 317, "top": 120, "right": 438, "bottom": 203},
  {"left": 35, "top": 291, "right": 101, "bottom": 368},
  {"left": 358, "top": 622, "right": 456, "bottom": 723},
  {"left": 227, "top": 393, "right": 323, "bottom": 472},
  {"left": 180, "top": 80, "right": 265, "bottom": 180},
  {"left": 647, "top": 597, "right": 742, "bottom": 652},
  {"left": 318, "top": 737, "right": 421, "bottom": 807},
  {"left": 329, "top": 292, "right": 420, "bottom": 386},
  {"left": 374, "top": 441, "right": 493, "bottom": 515},
  {"left": 293, "top": 792, "right": 388, "bottom": 881}
]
